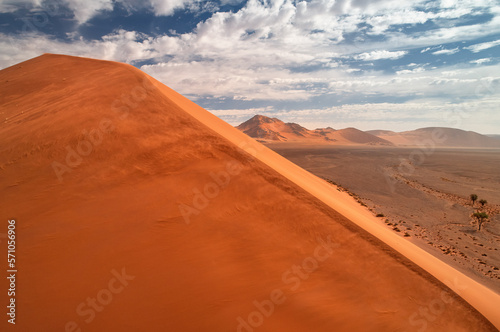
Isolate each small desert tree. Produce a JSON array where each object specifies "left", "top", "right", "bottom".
[
  {"left": 470, "top": 194, "right": 478, "bottom": 207},
  {"left": 471, "top": 212, "right": 489, "bottom": 231},
  {"left": 479, "top": 199, "right": 487, "bottom": 207}
]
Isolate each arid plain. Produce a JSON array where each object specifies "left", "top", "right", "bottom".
[{"left": 267, "top": 144, "right": 500, "bottom": 293}]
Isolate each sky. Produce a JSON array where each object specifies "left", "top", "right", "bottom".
[{"left": 0, "top": 0, "right": 500, "bottom": 133}]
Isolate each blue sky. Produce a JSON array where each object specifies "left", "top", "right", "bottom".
[{"left": 1, "top": 0, "right": 499, "bottom": 133}]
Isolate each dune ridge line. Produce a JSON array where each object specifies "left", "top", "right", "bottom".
[{"left": 143, "top": 72, "right": 500, "bottom": 329}]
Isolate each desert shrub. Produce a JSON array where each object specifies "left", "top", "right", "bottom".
[
  {"left": 471, "top": 212, "right": 489, "bottom": 231},
  {"left": 470, "top": 193, "right": 478, "bottom": 206}
]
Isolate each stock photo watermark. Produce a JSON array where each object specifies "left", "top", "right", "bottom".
[
  {"left": 20, "top": 3, "right": 62, "bottom": 33},
  {"left": 383, "top": 77, "right": 499, "bottom": 193},
  {"left": 383, "top": 127, "right": 448, "bottom": 193},
  {"left": 178, "top": 160, "right": 243, "bottom": 224},
  {"left": 5, "top": 219, "right": 17, "bottom": 325},
  {"left": 179, "top": 139, "right": 262, "bottom": 225},
  {"left": 51, "top": 77, "right": 155, "bottom": 182},
  {"left": 65, "top": 267, "right": 135, "bottom": 332},
  {"left": 236, "top": 236, "right": 339, "bottom": 331},
  {"left": 408, "top": 277, "right": 468, "bottom": 332}
]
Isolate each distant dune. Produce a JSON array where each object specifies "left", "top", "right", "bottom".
[
  {"left": 235, "top": 114, "right": 310, "bottom": 141},
  {"left": 364, "top": 129, "right": 395, "bottom": 136},
  {"left": 236, "top": 115, "right": 499, "bottom": 148},
  {"left": 237, "top": 115, "right": 393, "bottom": 146},
  {"left": 367, "top": 127, "right": 500, "bottom": 148},
  {"left": 1, "top": 54, "right": 499, "bottom": 331},
  {"left": 332, "top": 127, "right": 393, "bottom": 145}
]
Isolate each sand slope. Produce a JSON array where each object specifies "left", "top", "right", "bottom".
[{"left": 0, "top": 54, "right": 498, "bottom": 332}]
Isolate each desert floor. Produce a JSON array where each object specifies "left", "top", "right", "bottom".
[{"left": 267, "top": 143, "right": 500, "bottom": 293}]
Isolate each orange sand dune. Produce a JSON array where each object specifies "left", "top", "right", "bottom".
[{"left": 0, "top": 54, "right": 498, "bottom": 332}]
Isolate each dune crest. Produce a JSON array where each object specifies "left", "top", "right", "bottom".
[{"left": 0, "top": 54, "right": 498, "bottom": 331}]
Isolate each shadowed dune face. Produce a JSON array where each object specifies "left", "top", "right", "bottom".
[{"left": 0, "top": 54, "right": 497, "bottom": 331}]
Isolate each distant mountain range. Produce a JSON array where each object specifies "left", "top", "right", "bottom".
[
  {"left": 366, "top": 128, "right": 500, "bottom": 148},
  {"left": 236, "top": 115, "right": 500, "bottom": 148},
  {"left": 236, "top": 115, "right": 393, "bottom": 146}
]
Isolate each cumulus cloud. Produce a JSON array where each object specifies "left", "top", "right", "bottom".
[
  {"left": 146, "top": 0, "right": 198, "bottom": 16},
  {"left": 0, "top": 29, "right": 157, "bottom": 67}
]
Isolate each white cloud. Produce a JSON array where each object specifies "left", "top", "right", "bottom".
[
  {"left": 354, "top": 50, "right": 407, "bottom": 61},
  {"left": 376, "top": 7, "right": 500, "bottom": 54},
  {"left": 465, "top": 39, "right": 500, "bottom": 52},
  {"left": 209, "top": 107, "right": 275, "bottom": 118},
  {"left": 432, "top": 47, "right": 460, "bottom": 55},
  {"left": 0, "top": 30, "right": 156, "bottom": 67},
  {"left": 0, "top": 0, "right": 114, "bottom": 23},
  {"left": 65, "top": 0, "right": 113, "bottom": 24},
  {"left": 0, "top": 0, "right": 214, "bottom": 23},
  {"left": 470, "top": 58, "right": 492, "bottom": 64},
  {"left": 213, "top": 97, "right": 500, "bottom": 134},
  {"left": 366, "top": 6, "right": 472, "bottom": 35},
  {"left": 396, "top": 67, "right": 426, "bottom": 75},
  {"left": 147, "top": 0, "right": 197, "bottom": 16}
]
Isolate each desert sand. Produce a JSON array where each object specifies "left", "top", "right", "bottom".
[{"left": 0, "top": 54, "right": 499, "bottom": 331}]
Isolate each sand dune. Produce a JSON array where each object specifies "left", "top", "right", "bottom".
[
  {"left": 236, "top": 115, "right": 499, "bottom": 148},
  {"left": 330, "top": 127, "right": 393, "bottom": 145},
  {"left": 236, "top": 114, "right": 310, "bottom": 141},
  {"left": 237, "top": 115, "right": 393, "bottom": 145},
  {"left": 367, "top": 128, "right": 500, "bottom": 148},
  {"left": 0, "top": 54, "right": 499, "bottom": 331}
]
